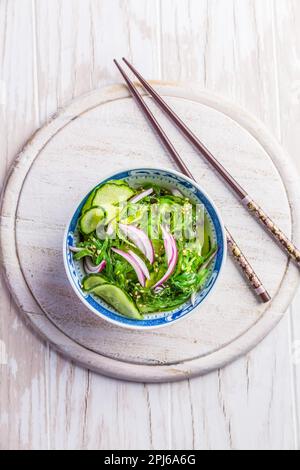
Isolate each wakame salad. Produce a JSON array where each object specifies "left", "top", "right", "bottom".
[{"left": 69, "top": 179, "right": 218, "bottom": 320}]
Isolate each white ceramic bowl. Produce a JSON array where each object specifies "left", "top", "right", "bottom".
[{"left": 63, "top": 168, "right": 227, "bottom": 329}]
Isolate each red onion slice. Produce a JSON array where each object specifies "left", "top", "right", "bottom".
[
  {"left": 119, "top": 223, "right": 154, "bottom": 264},
  {"left": 171, "top": 188, "right": 184, "bottom": 198},
  {"left": 154, "top": 286, "right": 164, "bottom": 294},
  {"left": 191, "top": 292, "right": 197, "bottom": 306},
  {"left": 201, "top": 249, "right": 218, "bottom": 270},
  {"left": 98, "top": 260, "right": 107, "bottom": 272},
  {"left": 106, "top": 221, "right": 115, "bottom": 236},
  {"left": 128, "top": 250, "right": 150, "bottom": 280},
  {"left": 153, "top": 231, "right": 178, "bottom": 289},
  {"left": 130, "top": 188, "right": 153, "bottom": 203},
  {"left": 112, "top": 248, "right": 146, "bottom": 287},
  {"left": 84, "top": 258, "right": 106, "bottom": 274}
]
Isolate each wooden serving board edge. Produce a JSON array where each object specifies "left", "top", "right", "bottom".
[{"left": 0, "top": 83, "right": 299, "bottom": 383}]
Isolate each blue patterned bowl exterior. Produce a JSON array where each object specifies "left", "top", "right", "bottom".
[{"left": 63, "top": 168, "right": 227, "bottom": 329}]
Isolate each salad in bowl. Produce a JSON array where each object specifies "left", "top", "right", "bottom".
[{"left": 64, "top": 168, "right": 226, "bottom": 329}]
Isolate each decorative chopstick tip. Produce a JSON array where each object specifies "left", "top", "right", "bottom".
[
  {"left": 260, "top": 291, "right": 271, "bottom": 303},
  {"left": 255, "top": 284, "right": 271, "bottom": 303}
]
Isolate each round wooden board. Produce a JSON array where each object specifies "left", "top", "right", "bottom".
[{"left": 1, "top": 83, "right": 300, "bottom": 383}]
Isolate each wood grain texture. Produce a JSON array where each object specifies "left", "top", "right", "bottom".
[
  {"left": 0, "top": 0, "right": 299, "bottom": 450},
  {"left": 0, "top": 0, "right": 49, "bottom": 450},
  {"left": 33, "top": 0, "right": 169, "bottom": 450},
  {"left": 159, "top": 0, "right": 298, "bottom": 450},
  {"left": 274, "top": 0, "right": 300, "bottom": 447}
]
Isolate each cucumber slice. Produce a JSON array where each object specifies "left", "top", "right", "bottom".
[
  {"left": 82, "top": 274, "right": 108, "bottom": 291},
  {"left": 91, "top": 284, "right": 142, "bottom": 319},
  {"left": 82, "top": 188, "right": 98, "bottom": 214},
  {"left": 102, "top": 204, "right": 119, "bottom": 223},
  {"left": 106, "top": 179, "right": 127, "bottom": 186},
  {"left": 202, "top": 214, "right": 212, "bottom": 256},
  {"left": 79, "top": 206, "right": 106, "bottom": 235},
  {"left": 92, "top": 183, "right": 134, "bottom": 207}
]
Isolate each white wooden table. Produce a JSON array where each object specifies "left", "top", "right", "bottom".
[{"left": 0, "top": 0, "right": 300, "bottom": 450}]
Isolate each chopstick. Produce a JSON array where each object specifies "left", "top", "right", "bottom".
[
  {"left": 114, "top": 59, "right": 271, "bottom": 303},
  {"left": 122, "top": 57, "right": 300, "bottom": 270}
]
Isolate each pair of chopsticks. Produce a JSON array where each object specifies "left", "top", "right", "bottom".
[{"left": 114, "top": 58, "right": 300, "bottom": 302}]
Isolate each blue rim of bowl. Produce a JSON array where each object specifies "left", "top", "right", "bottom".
[{"left": 63, "top": 168, "right": 227, "bottom": 329}]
